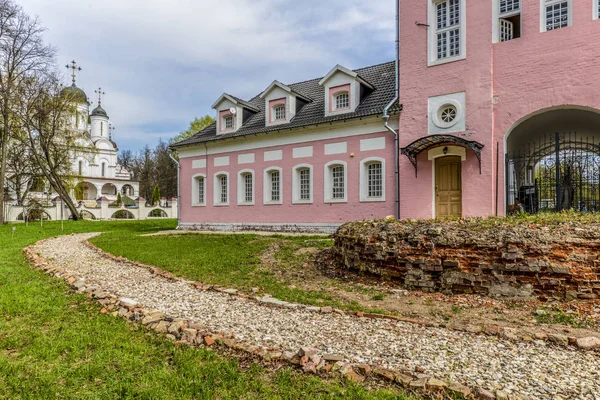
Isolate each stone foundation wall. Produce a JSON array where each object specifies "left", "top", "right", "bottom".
[{"left": 332, "top": 219, "right": 600, "bottom": 300}]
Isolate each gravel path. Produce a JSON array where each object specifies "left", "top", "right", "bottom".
[{"left": 34, "top": 233, "right": 600, "bottom": 400}]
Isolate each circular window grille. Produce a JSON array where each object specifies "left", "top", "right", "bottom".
[{"left": 439, "top": 105, "right": 457, "bottom": 124}]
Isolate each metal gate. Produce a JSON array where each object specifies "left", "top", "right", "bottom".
[{"left": 506, "top": 132, "right": 600, "bottom": 213}]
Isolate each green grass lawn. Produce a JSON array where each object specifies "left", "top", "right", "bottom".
[
  {"left": 90, "top": 231, "right": 386, "bottom": 313},
  {"left": 0, "top": 220, "right": 414, "bottom": 399}
]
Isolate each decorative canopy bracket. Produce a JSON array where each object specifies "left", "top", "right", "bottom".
[{"left": 400, "top": 134, "right": 485, "bottom": 177}]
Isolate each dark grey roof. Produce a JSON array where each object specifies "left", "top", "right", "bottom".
[
  {"left": 172, "top": 61, "right": 399, "bottom": 148},
  {"left": 91, "top": 105, "right": 108, "bottom": 118}
]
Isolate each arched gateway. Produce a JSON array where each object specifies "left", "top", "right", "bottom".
[{"left": 505, "top": 107, "right": 600, "bottom": 213}]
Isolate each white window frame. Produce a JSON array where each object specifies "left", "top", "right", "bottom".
[
  {"left": 263, "top": 167, "right": 283, "bottom": 205},
  {"left": 428, "top": 0, "right": 466, "bottom": 66},
  {"left": 334, "top": 92, "right": 349, "bottom": 110},
  {"left": 359, "top": 157, "right": 386, "bottom": 202},
  {"left": 493, "top": 0, "right": 521, "bottom": 43},
  {"left": 540, "top": 0, "right": 572, "bottom": 32},
  {"left": 323, "top": 161, "right": 348, "bottom": 203},
  {"left": 192, "top": 173, "right": 206, "bottom": 206},
  {"left": 237, "top": 169, "right": 255, "bottom": 205},
  {"left": 292, "top": 164, "right": 313, "bottom": 204},
  {"left": 213, "top": 171, "right": 229, "bottom": 206},
  {"left": 223, "top": 115, "right": 234, "bottom": 130},
  {"left": 274, "top": 105, "right": 286, "bottom": 121}
]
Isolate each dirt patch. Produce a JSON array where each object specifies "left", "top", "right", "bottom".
[{"left": 257, "top": 243, "right": 600, "bottom": 341}]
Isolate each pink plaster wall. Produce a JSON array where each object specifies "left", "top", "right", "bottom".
[
  {"left": 399, "top": 0, "right": 600, "bottom": 218},
  {"left": 492, "top": 0, "right": 600, "bottom": 215},
  {"left": 218, "top": 110, "right": 234, "bottom": 133},
  {"left": 179, "top": 131, "right": 395, "bottom": 225},
  {"left": 399, "top": 0, "right": 494, "bottom": 219}
]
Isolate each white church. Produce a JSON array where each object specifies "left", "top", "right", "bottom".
[
  {"left": 60, "top": 66, "right": 139, "bottom": 203},
  {"left": 2, "top": 62, "right": 178, "bottom": 222}
]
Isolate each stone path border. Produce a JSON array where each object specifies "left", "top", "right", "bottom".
[{"left": 24, "top": 234, "right": 600, "bottom": 400}]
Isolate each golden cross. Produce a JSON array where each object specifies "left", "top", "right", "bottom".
[{"left": 65, "top": 60, "right": 82, "bottom": 85}]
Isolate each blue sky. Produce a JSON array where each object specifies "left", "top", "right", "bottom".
[{"left": 19, "top": 0, "right": 396, "bottom": 152}]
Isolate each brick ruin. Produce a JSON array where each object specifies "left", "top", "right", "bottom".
[{"left": 331, "top": 219, "right": 600, "bottom": 300}]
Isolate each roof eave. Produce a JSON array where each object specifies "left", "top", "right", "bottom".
[{"left": 171, "top": 112, "right": 394, "bottom": 150}]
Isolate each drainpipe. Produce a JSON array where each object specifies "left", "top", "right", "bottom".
[
  {"left": 383, "top": 0, "right": 400, "bottom": 220},
  {"left": 169, "top": 152, "right": 181, "bottom": 229}
]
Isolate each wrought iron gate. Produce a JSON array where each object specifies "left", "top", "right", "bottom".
[{"left": 505, "top": 132, "right": 600, "bottom": 213}]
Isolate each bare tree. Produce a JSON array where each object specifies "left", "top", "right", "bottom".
[
  {"left": 5, "top": 136, "right": 40, "bottom": 203},
  {"left": 0, "top": 0, "right": 54, "bottom": 223},
  {"left": 17, "top": 73, "right": 85, "bottom": 219}
]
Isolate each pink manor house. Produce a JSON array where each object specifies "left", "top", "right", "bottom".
[{"left": 172, "top": 0, "right": 600, "bottom": 232}]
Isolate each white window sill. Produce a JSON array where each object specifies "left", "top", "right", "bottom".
[
  {"left": 191, "top": 203, "right": 206, "bottom": 207},
  {"left": 237, "top": 202, "right": 255, "bottom": 206},
  {"left": 325, "top": 198, "right": 347, "bottom": 204},
  {"left": 360, "top": 197, "right": 386, "bottom": 203},
  {"left": 263, "top": 200, "right": 283, "bottom": 205},
  {"left": 428, "top": 54, "right": 466, "bottom": 67},
  {"left": 292, "top": 199, "right": 313, "bottom": 205},
  {"left": 214, "top": 203, "right": 229, "bottom": 207}
]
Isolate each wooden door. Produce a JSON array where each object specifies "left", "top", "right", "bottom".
[{"left": 435, "top": 156, "right": 462, "bottom": 219}]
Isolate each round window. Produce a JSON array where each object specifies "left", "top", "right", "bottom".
[{"left": 439, "top": 105, "right": 457, "bottom": 124}]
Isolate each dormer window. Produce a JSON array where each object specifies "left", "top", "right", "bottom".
[
  {"left": 329, "top": 84, "right": 351, "bottom": 113},
  {"left": 212, "top": 93, "right": 260, "bottom": 134},
  {"left": 218, "top": 109, "right": 236, "bottom": 133},
  {"left": 335, "top": 92, "right": 349, "bottom": 110},
  {"left": 275, "top": 105, "right": 286, "bottom": 121}
]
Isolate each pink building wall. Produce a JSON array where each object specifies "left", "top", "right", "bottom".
[
  {"left": 399, "top": 0, "right": 600, "bottom": 218},
  {"left": 179, "top": 131, "right": 395, "bottom": 226}
]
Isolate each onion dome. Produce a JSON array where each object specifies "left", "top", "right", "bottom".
[
  {"left": 61, "top": 84, "right": 89, "bottom": 104},
  {"left": 91, "top": 105, "right": 108, "bottom": 118}
]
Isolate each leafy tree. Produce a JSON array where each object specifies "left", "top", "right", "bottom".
[
  {"left": 116, "top": 192, "right": 122, "bottom": 206},
  {"left": 152, "top": 184, "right": 160, "bottom": 206},
  {"left": 172, "top": 115, "right": 214, "bottom": 144}
]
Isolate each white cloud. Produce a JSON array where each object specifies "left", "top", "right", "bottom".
[{"left": 18, "top": 0, "right": 395, "bottom": 151}]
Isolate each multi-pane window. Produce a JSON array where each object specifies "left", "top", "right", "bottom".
[
  {"left": 436, "top": 0, "right": 461, "bottom": 59},
  {"left": 101, "top": 163, "right": 106, "bottom": 177},
  {"left": 197, "top": 177, "right": 205, "bottom": 204},
  {"left": 367, "top": 162, "right": 383, "bottom": 198},
  {"left": 78, "top": 160, "right": 83, "bottom": 176},
  {"left": 270, "top": 170, "right": 280, "bottom": 202},
  {"left": 597, "top": 0, "right": 600, "bottom": 19},
  {"left": 500, "top": 0, "right": 519, "bottom": 14},
  {"left": 243, "top": 173, "right": 253, "bottom": 203},
  {"left": 224, "top": 115, "right": 234, "bottom": 129},
  {"left": 332, "top": 165, "right": 345, "bottom": 199},
  {"left": 335, "top": 93, "right": 349, "bottom": 109},
  {"left": 498, "top": 0, "right": 521, "bottom": 42},
  {"left": 275, "top": 106, "right": 286, "bottom": 121},
  {"left": 219, "top": 175, "right": 228, "bottom": 204},
  {"left": 299, "top": 168, "right": 311, "bottom": 200},
  {"left": 545, "top": 0, "right": 569, "bottom": 31}
]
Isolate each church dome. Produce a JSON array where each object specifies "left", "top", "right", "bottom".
[
  {"left": 91, "top": 105, "right": 108, "bottom": 118},
  {"left": 61, "top": 84, "right": 88, "bottom": 104}
]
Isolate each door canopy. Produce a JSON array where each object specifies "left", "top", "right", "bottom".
[{"left": 401, "top": 134, "right": 484, "bottom": 176}]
